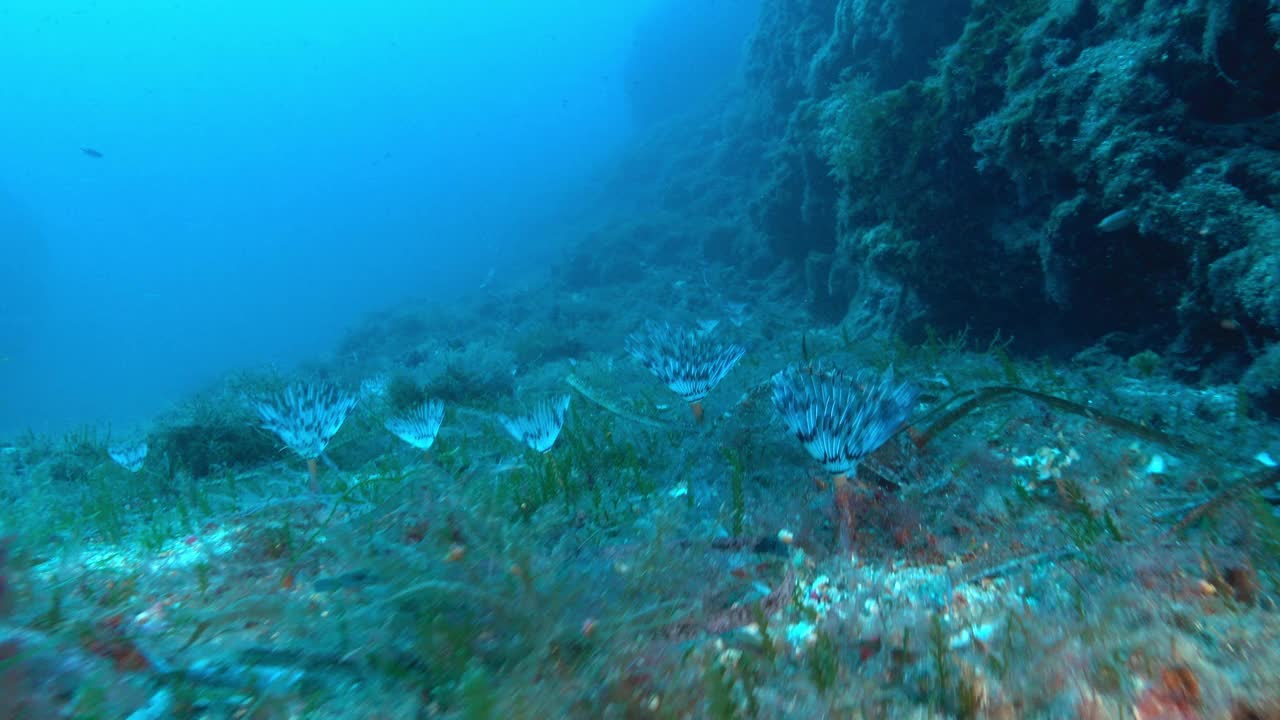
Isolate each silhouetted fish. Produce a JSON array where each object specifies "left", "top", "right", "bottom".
[
  {"left": 1097, "top": 208, "right": 1136, "bottom": 232},
  {"left": 80, "top": 147, "right": 104, "bottom": 158}
]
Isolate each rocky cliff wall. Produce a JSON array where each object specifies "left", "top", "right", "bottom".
[{"left": 574, "top": 0, "right": 1280, "bottom": 409}]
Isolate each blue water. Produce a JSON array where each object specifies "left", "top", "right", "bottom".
[{"left": 0, "top": 0, "right": 755, "bottom": 436}]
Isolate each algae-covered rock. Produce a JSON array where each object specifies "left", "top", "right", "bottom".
[
  {"left": 739, "top": 0, "right": 1280, "bottom": 372},
  {"left": 578, "top": 0, "right": 1278, "bottom": 380}
]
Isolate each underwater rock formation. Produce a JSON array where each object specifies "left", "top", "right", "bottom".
[
  {"left": 589, "top": 0, "right": 1280, "bottom": 408},
  {"left": 753, "top": 0, "right": 1279, "bottom": 352}
]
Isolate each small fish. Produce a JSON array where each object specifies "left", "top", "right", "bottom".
[
  {"left": 1097, "top": 208, "right": 1136, "bottom": 232},
  {"left": 80, "top": 147, "right": 104, "bottom": 158}
]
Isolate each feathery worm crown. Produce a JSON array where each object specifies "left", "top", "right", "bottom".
[
  {"left": 625, "top": 321, "right": 746, "bottom": 402},
  {"left": 499, "top": 394, "right": 571, "bottom": 453},
  {"left": 771, "top": 364, "right": 916, "bottom": 475},
  {"left": 255, "top": 382, "right": 357, "bottom": 460},
  {"left": 108, "top": 440, "right": 148, "bottom": 473},
  {"left": 386, "top": 399, "right": 446, "bottom": 451}
]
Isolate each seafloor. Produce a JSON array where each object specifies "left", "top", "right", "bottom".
[
  {"left": 1, "top": 262, "right": 1278, "bottom": 719},
  {"left": 5, "top": 0, "right": 1280, "bottom": 716}
]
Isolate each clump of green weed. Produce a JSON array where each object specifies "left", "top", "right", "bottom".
[
  {"left": 385, "top": 374, "right": 428, "bottom": 414},
  {"left": 1127, "top": 350, "right": 1162, "bottom": 377}
]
